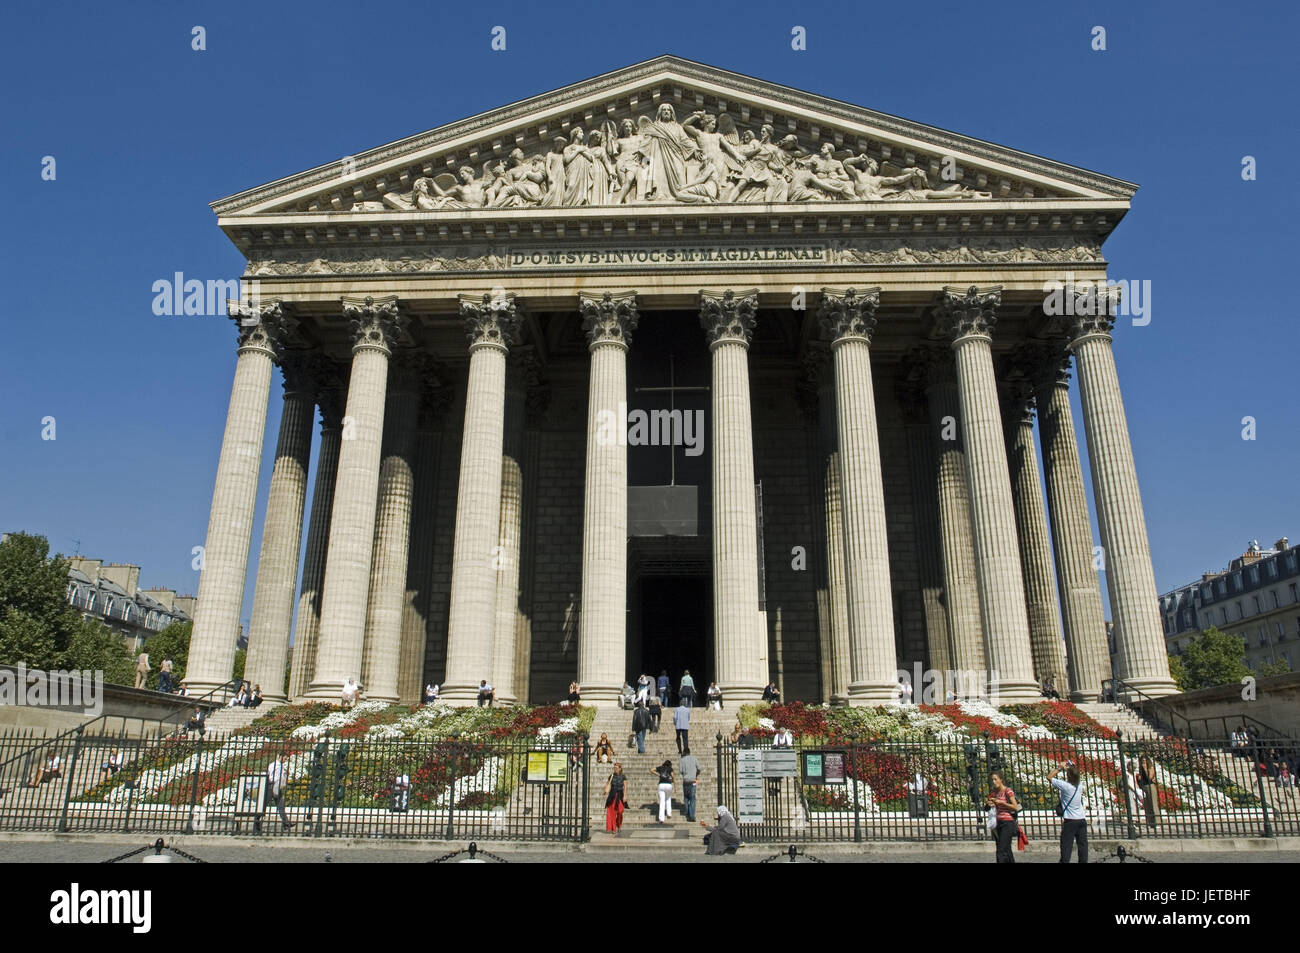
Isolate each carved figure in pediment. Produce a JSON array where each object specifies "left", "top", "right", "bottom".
[
  {"left": 539, "top": 136, "right": 568, "bottom": 207},
  {"left": 612, "top": 118, "right": 650, "bottom": 204},
  {"left": 808, "top": 143, "right": 857, "bottom": 200},
  {"left": 726, "top": 125, "right": 796, "bottom": 202},
  {"left": 586, "top": 127, "right": 617, "bottom": 206},
  {"left": 489, "top": 149, "right": 546, "bottom": 208},
  {"left": 682, "top": 111, "right": 743, "bottom": 187},
  {"left": 841, "top": 154, "right": 919, "bottom": 200},
  {"left": 641, "top": 103, "right": 700, "bottom": 202},
  {"left": 561, "top": 127, "right": 596, "bottom": 206},
  {"left": 880, "top": 166, "right": 993, "bottom": 201},
  {"left": 421, "top": 167, "right": 491, "bottom": 209}
]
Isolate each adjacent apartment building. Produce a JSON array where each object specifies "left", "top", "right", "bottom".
[
  {"left": 1159, "top": 537, "right": 1299, "bottom": 672},
  {"left": 65, "top": 557, "right": 196, "bottom": 651}
]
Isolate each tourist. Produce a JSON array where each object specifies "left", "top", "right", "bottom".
[
  {"left": 134, "top": 650, "right": 151, "bottom": 690},
  {"left": 341, "top": 677, "right": 361, "bottom": 710},
  {"left": 391, "top": 772, "right": 410, "bottom": 813},
  {"left": 706, "top": 681, "right": 723, "bottom": 711},
  {"left": 1135, "top": 755, "right": 1159, "bottom": 829},
  {"left": 99, "top": 748, "right": 123, "bottom": 782},
  {"left": 631, "top": 701, "right": 651, "bottom": 754},
  {"left": 604, "top": 763, "right": 628, "bottom": 834},
  {"left": 1041, "top": 675, "right": 1060, "bottom": 700},
  {"left": 27, "top": 751, "right": 61, "bottom": 787},
  {"left": 773, "top": 726, "right": 794, "bottom": 748},
  {"left": 986, "top": 770, "right": 1020, "bottom": 863},
  {"left": 647, "top": 692, "right": 662, "bottom": 731},
  {"left": 702, "top": 805, "right": 742, "bottom": 855},
  {"left": 1048, "top": 760, "right": 1087, "bottom": 863},
  {"left": 651, "top": 759, "right": 675, "bottom": 823},
  {"left": 229, "top": 682, "right": 249, "bottom": 707},
  {"left": 680, "top": 745, "right": 701, "bottom": 822},
  {"left": 185, "top": 706, "right": 206, "bottom": 737},
  {"left": 477, "top": 679, "right": 495, "bottom": 707},
  {"left": 256, "top": 751, "right": 294, "bottom": 833},
  {"left": 907, "top": 766, "right": 929, "bottom": 818},
  {"left": 729, "top": 720, "right": 744, "bottom": 745},
  {"left": 636, "top": 673, "right": 651, "bottom": 706},
  {"left": 423, "top": 683, "right": 439, "bottom": 706},
  {"left": 594, "top": 733, "right": 615, "bottom": 764},
  {"left": 567, "top": 680, "right": 581, "bottom": 704},
  {"left": 657, "top": 670, "right": 670, "bottom": 706},
  {"left": 246, "top": 684, "right": 263, "bottom": 709},
  {"left": 761, "top": 682, "right": 780, "bottom": 703},
  {"left": 175, "top": 681, "right": 189, "bottom": 698},
  {"left": 1124, "top": 760, "right": 1144, "bottom": 816},
  {"left": 679, "top": 670, "right": 696, "bottom": 707},
  {"left": 158, "top": 657, "right": 174, "bottom": 694},
  {"left": 899, "top": 677, "right": 913, "bottom": 706},
  {"left": 674, "top": 699, "right": 691, "bottom": 754}
]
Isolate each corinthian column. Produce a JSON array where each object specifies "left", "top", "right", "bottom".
[
  {"left": 1034, "top": 348, "right": 1112, "bottom": 701},
  {"left": 244, "top": 352, "right": 320, "bottom": 703},
  {"left": 306, "top": 296, "right": 406, "bottom": 698},
  {"left": 577, "top": 292, "right": 638, "bottom": 704},
  {"left": 361, "top": 356, "right": 423, "bottom": 702},
  {"left": 288, "top": 371, "right": 344, "bottom": 699},
  {"left": 1002, "top": 371, "right": 1068, "bottom": 688},
  {"left": 701, "top": 289, "right": 766, "bottom": 702},
  {"left": 937, "top": 286, "right": 1038, "bottom": 702},
  {"left": 441, "top": 292, "right": 521, "bottom": 703},
  {"left": 186, "top": 302, "right": 290, "bottom": 695},
  {"left": 818, "top": 288, "right": 897, "bottom": 704},
  {"left": 923, "top": 348, "right": 987, "bottom": 677},
  {"left": 1068, "top": 303, "right": 1176, "bottom": 696}
]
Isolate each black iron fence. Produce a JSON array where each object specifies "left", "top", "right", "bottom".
[
  {"left": 714, "top": 733, "right": 1300, "bottom": 843},
  {"left": 0, "top": 728, "right": 590, "bottom": 842}
]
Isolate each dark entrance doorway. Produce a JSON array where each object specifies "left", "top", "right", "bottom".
[{"left": 632, "top": 576, "right": 712, "bottom": 702}]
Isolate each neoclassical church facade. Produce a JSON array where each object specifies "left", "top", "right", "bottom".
[{"left": 184, "top": 57, "right": 1176, "bottom": 707}]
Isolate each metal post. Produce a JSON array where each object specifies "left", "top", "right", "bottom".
[
  {"left": 1252, "top": 739, "right": 1274, "bottom": 838},
  {"left": 715, "top": 732, "right": 724, "bottom": 810},
  {"left": 444, "top": 733, "right": 461, "bottom": 840},
  {"left": 850, "top": 738, "right": 862, "bottom": 843},
  {"left": 56, "top": 726, "right": 85, "bottom": 833},
  {"left": 183, "top": 731, "right": 206, "bottom": 835},
  {"left": 580, "top": 734, "right": 591, "bottom": 843},
  {"left": 1115, "top": 731, "right": 1136, "bottom": 841}
]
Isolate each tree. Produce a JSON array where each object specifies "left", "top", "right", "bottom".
[
  {"left": 142, "top": 621, "right": 192, "bottom": 688},
  {"left": 1175, "top": 626, "right": 1253, "bottom": 691},
  {"left": 1256, "top": 658, "right": 1292, "bottom": 678},
  {"left": 64, "top": 617, "right": 135, "bottom": 685},
  {"left": 0, "top": 608, "right": 60, "bottom": 671},
  {"left": 0, "top": 532, "right": 83, "bottom": 668},
  {"left": 232, "top": 648, "right": 246, "bottom": 683}
]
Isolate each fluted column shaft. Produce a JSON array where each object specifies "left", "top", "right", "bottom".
[
  {"left": 1005, "top": 398, "right": 1068, "bottom": 686},
  {"left": 821, "top": 289, "right": 897, "bottom": 704},
  {"left": 307, "top": 297, "right": 403, "bottom": 697},
  {"left": 289, "top": 412, "right": 342, "bottom": 699},
  {"left": 442, "top": 293, "right": 520, "bottom": 703},
  {"left": 1071, "top": 315, "right": 1176, "bottom": 696},
  {"left": 490, "top": 378, "right": 527, "bottom": 705},
  {"left": 822, "top": 449, "right": 852, "bottom": 703},
  {"left": 398, "top": 393, "right": 446, "bottom": 703},
  {"left": 244, "top": 361, "right": 316, "bottom": 703},
  {"left": 361, "top": 370, "right": 420, "bottom": 702},
  {"left": 1037, "top": 366, "right": 1112, "bottom": 701},
  {"left": 941, "top": 287, "right": 1038, "bottom": 702},
  {"left": 187, "top": 308, "right": 284, "bottom": 694},
  {"left": 701, "top": 290, "right": 766, "bottom": 701},
  {"left": 578, "top": 292, "right": 637, "bottom": 703},
  {"left": 926, "top": 363, "right": 987, "bottom": 676}
]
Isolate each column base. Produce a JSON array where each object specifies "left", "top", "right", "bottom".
[
  {"left": 828, "top": 694, "right": 851, "bottom": 708},
  {"left": 719, "top": 685, "right": 765, "bottom": 704},
  {"left": 1069, "top": 689, "right": 1101, "bottom": 704},
  {"left": 303, "top": 680, "right": 347, "bottom": 702},
  {"left": 579, "top": 686, "right": 625, "bottom": 705},
  {"left": 1115, "top": 674, "right": 1180, "bottom": 699},
  {"left": 259, "top": 692, "right": 289, "bottom": 707},
  {"left": 987, "top": 678, "right": 1044, "bottom": 705},
  {"left": 437, "top": 684, "right": 496, "bottom": 705},
  {"left": 847, "top": 683, "right": 900, "bottom": 706},
  {"left": 181, "top": 679, "right": 237, "bottom": 701}
]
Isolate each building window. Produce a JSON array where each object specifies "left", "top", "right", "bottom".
[
  {"left": 1250, "top": 566, "right": 1260, "bottom": 585},
  {"left": 1235, "top": 601, "right": 1243, "bottom": 620},
  {"left": 1273, "top": 590, "right": 1281, "bottom": 609},
  {"left": 1289, "top": 553, "right": 1297, "bottom": 571},
  {"left": 1253, "top": 596, "right": 1262, "bottom": 614},
  {"left": 1269, "top": 561, "right": 1278, "bottom": 578},
  {"left": 1290, "top": 582, "right": 1298, "bottom": 603}
]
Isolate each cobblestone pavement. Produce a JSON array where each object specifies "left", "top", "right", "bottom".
[{"left": 1, "top": 834, "right": 1297, "bottom": 863}]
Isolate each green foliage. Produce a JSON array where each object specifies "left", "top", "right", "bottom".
[
  {"left": 143, "top": 621, "right": 191, "bottom": 687},
  {"left": 0, "top": 532, "right": 83, "bottom": 668},
  {"left": 1168, "top": 654, "right": 1188, "bottom": 691},
  {"left": 232, "top": 648, "right": 246, "bottom": 683},
  {"left": 1256, "top": 658, "right": 1292, "bottom": 677},
  {"left": 64, "top": 617, "right": 135, "bottom": 684},
  {"left": 0, "top": 608, "right": 60, "bottom": 670},
  {"left": 1177, "top": 627, "right": 1253, "bottom": 690}
]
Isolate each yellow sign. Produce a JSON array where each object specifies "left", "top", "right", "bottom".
[
  {"left": 547, "top": 752, "right": 569, "bottom": 783},
  {"left": 526, "top": 751, "right": 549, "bottom": 783}
]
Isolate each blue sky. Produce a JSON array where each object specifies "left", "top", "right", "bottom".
[{"left": 1, "top": 0, "right": 1296, "bottom": 633}]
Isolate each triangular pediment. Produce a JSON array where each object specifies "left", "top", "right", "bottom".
[{"left": 213, "top": 56, "right": 1135, "bottom": 223}]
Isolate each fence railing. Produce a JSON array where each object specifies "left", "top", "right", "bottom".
[
  {"left": 0, "top": 730, "right": 590, "bottom": 842},
  {"left": 714, "top": 733, "right": 1300, "bottom": 843}
]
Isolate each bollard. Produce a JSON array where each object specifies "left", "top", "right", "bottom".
[{"left": 142, "top": 838, "right": 171, "bottom": 863}]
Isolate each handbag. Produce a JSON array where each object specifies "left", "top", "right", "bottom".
[{"left": 985, "top": 806, "right": 998, "bottom": 830}]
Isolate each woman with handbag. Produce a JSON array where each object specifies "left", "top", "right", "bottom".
[
  {"left": 1049, "top": 760, "right": 1088, "bottom": 863},
  {"left": 986, "top": 771, "right": 1020, "bottom": 863},
  {"left": 604, "top": 763, "right": 628, "bottom": 834},
  {"left": 1135, "top": 755, "right": 1160, "bottom": 829}
]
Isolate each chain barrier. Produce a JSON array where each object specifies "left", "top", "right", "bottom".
[
  {"left": 102, "top": 837, "right": 208, "bottom": 863},
  {"left": 427, "top": 841, "right": 510, "bottom": 863},
  {"left": 1095, "top": 844, "right": 1155, "bottom": 864},
  {"left": 759, "top": 844, "right": 826, "bottom": 863}
]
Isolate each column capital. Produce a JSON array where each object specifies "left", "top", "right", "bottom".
[
  {"left": 1066, "top": 296, "right": 1120, "bottom": 347},
  {"left": 278, "top": 350, "right": 331, "bottom": 399},
  {"left": 936, "top": 285, "right": 1002, "bottom": 344},
  {"left": 579, "top": 291, "right": 639, "bottom": 350},
  {"left": 699, "top": 288, "right": 758, "bottom": 349},
  {"left": 343, "top": 295, "right": 406, "bottom": 356},
  {"left": 460, "top": 291, "right": 522, "bottom": 353},
  {"left": 228, "top": 299, "right": 295, "bottom": 359},
  {"left": 1018, "top": 341, "right": 1073, "bottom": 396},
  {"left": 1000, "top": 376, "right": 1037, "bottom": 427},
  {"left": 315, "top": 362, "right": 348, "bottom": 432},
  {"left": 818, "top": 287, "right": 881, "bottom": 346}
]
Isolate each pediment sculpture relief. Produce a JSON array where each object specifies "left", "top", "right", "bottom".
[{"left": 352, "top": 104, "right": 992, "bottom": 212}]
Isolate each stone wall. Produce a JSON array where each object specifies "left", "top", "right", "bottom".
[{"left": 1160, "top": 672, "right": 1300, "bottom": 738}]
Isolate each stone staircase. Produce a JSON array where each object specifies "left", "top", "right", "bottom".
[
  {"left": 586, "top": 706, "right": 736, "bottom": 843},
  {"left": 1075, "top": 702, "right": 1166, "bottom": 740},
  {"left": 199, "top": 705, "right": 272, "bottom": 736}
]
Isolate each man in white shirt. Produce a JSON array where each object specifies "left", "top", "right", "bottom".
[
  {"left": 1048, "top": 761, "right": 1087, "bottom": 863},
  {"left": 257, "top": 753, "right": 294, "bottom": 833},
  {"left": 341, "top": 677, "right": 361, "bottom": 710},
  {"left": 477, "top": 680, "right": 495, "bottom": 707},
  {"left": 772, "top": 727, "right": 794, "bottom": 748}
]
